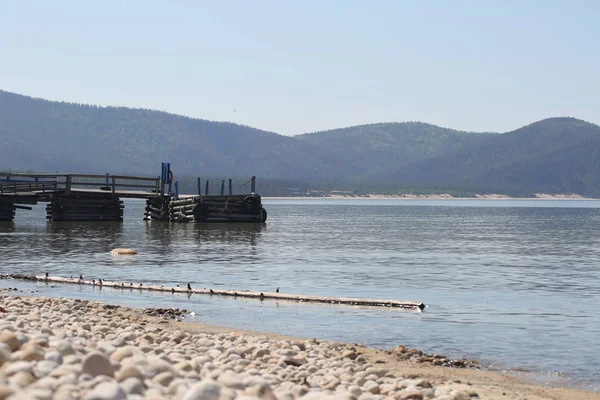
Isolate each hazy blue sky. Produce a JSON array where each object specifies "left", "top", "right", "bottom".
[{"left": 1, "top": 1, "right": 598, "bottom": 135}]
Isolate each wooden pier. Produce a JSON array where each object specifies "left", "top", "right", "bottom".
[{"left": 0, "top": 164, "right": 266, "bottom": 223}]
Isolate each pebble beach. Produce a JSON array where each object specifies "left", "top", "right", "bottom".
[{"left": 0, "top": 294, "right": 598, "bottom": 400}]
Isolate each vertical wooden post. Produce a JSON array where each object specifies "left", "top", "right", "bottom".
[
  {"left": 111, "top": 176, "right": 116, "bottom": 196},
  {"left": 205, "top": 180, "right": 209, "bottom": 195},
  {"left": 65, "top": 175, "right": 72, "bottom": 195},
  {"left": 167, "top": 163, "right": 172, "bottom": 194},
  {"left": 197, "top": 177, "right": 201, "bottom": 195},
  {"left": 228, "top": 179, "right": 232, "bottom": 195},
  {"left": 220, "top": 180, "right": 225, "bottom": 195},
  {"left": 160, "top": 163, "right": 167, "bottom": 197},
  {"left": 174, "top": 181, "right": 179, "bottom": 199},
  {"left": 251, "top": 176, "right": 256, "bottom": 193},
  {"left": 105, "top": 173, "right": 109, "bottom": 186}
]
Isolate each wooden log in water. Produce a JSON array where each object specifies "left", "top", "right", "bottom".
[
  {"left": 144, "top": 211, "right": 167, "bottom": 220},
  {"left": 145, "top": 205, "right": 164, "bottom": 213},
  {"left": 1, "top": 274, "right": 425, "bottom": 310},
  {"left": 169, "top": 205, "right": 196, "bottom": 212},
  {"left": 11, "top": 204, "right": 32, "bottom": 211},
  {"left": 170, "top": 199, "right": 196, "bottom": 206},
  {"left": 170, "top": 213, "right": 190, "bottom": 222},
  {"left": 145, "top": 198, "right": 170, "bottom": 221}
]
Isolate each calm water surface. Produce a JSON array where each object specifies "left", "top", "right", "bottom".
[{"left": 1, "top": 199, "right": 599, "bottom": 391}]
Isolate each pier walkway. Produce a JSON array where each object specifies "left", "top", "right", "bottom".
[{"left": 0, "top": 165, "right": 266, "bottom": 223}]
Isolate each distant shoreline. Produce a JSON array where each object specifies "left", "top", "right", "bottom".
[{"left": 263, "top": 193, "right": 599, "bottom": 200}]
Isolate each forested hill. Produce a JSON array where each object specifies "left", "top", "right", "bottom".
[
  {"left": 383, "top": 117, "right": 600, "bottom": 196},
  {"left": 1, "top": 89, "right": 600, "bottom": 196},
  {"left": 0, "top": 90, "right": 330, "bottom": 178}
]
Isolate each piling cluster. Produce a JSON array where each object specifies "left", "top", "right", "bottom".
[
  {"left": 0, "top": 203, "right": 16, "bottom": 222},
  {"left": 0, "top": 294, "right": 479, "bottom": 400},
  {"left": 144, "top": 197, "right": 170, "bottom": 221},
  {"left": 46, "top": 194, "right": 124, "bottom": 222},
  {"left": 143, "top": 194, "right": 267, "bottom": 223}
]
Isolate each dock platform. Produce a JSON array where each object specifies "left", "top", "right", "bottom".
[{"left": 0, "top": 165, "right": 266, "bottom": 223}]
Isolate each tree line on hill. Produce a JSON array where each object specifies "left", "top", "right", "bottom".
[{"left": 2, "top": 89, "right": 600, "bottom": 196}]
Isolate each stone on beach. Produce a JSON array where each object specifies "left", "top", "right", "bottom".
[
  {"left": 82, "top": 353, "right": 114, "bottom": 378},
  {"left": 0, "top": 331, "right": 21, "bottom": 352},
  {"left": 83, "top": 381, "right": 127, "bottom": 400}
]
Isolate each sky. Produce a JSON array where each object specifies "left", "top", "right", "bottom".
[{"left": 1, "top": 0, "right": 599, "bottom": 135}]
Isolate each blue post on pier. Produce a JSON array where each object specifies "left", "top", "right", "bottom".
[
  {"left": 160, "top": 162, "right": 173, "bottom": 195},
  {"left": 167, "top": 163, "right": 172, "bottom": 194},
  {"left": 220, "top": 180, "right": 225, "bottom": 195},
  {"left": 205, "top": 180, "right": 209, "bottom": 195},
  {"left": 228, "top": 179, "right": 232, "bottom": 195}
]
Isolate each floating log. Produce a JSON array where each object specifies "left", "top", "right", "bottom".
[{"left": 0, "top": 274, "right": 425, "bottom": 310}]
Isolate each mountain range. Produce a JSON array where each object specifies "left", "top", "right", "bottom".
[{"left": 1, "top": 89, "right": 599, "bottom": 196}]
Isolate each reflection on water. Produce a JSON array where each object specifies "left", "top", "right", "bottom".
[
  {"left": 45, "top": 221, "right": 125, "bottom": 255},
  {"left": 142, "top": 221, "right": 263, "bottom": 261},
  {"left": 1, "top": 199, "right": 600, "bottom": 391}
]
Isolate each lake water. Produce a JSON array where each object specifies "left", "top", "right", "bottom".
[{"left": 1, "top": 198, "right": 599, "bottom": 391}]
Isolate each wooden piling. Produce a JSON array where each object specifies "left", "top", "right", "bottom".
[
  {"left": 144, "top": 197, "right": 170, "bottom": 221},
  {"left": 0, "top": 202, "right": 16, "bottom": 221},
  {"left": 1, "top": 171, "right": 267, "bottom": 224},
  {"left": 1, "top": 274, "right": 425, "bottom": 310},
  {"left": 167, "top": 194, "right": 266, "bottom": 223},
  {"left": 46, "top": 194, "right": 124, "bottom": 221}
]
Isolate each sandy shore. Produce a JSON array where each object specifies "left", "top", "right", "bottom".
[{"left": 0, "top": 295, "right": 598, "bottom": 400}]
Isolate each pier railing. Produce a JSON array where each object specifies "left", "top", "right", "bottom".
[
  {"left": 0, "top": 173, "right": 161, "bottom": 197},
  {"left": 0, "top": 174, "right": 58, "bottom": 195}
]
